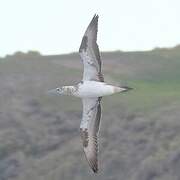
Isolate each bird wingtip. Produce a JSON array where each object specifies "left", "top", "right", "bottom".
[
  {"left": 94, "top": 13, "right": 99, "bottom": 18},
  {"left": 92, "top": 166, "right": 98, "bottom": 173},
  {"left": 93, "top": 14, "right": 99, "bottom": 20}
]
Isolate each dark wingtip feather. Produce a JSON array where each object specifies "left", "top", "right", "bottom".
[
  {"left": 92, "top": 166, "right": 98, "bottom": 173},
  {"left": 89, "top": 14, "right": 98, "bottom": 27},
  {"left": 93, "top": 13, "right": 99, "bottom": 19},
  {"left": 88, "top": 158, "right": 98, "bottom": 173},
  {"left": 79, "top": 14, "right": 99, "bottom": 52}
]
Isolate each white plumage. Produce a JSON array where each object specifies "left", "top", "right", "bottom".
[{"left": 74, "top": 81, "right": 124, "bottom": 98}]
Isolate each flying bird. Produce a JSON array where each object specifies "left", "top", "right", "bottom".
[{"left": 48, "top": 14, "right": 132, "bottom": 173}]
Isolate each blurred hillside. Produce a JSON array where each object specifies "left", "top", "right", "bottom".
[{"left": 0, "top": 45, "right": 180, "bottom": 180}]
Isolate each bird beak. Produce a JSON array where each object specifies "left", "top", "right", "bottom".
[{"left": 47, "top": 88, "right": 57, "bottom": 95}]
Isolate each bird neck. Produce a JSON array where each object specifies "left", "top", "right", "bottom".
[{"left": 63, "top": 86, "right": 77, "bottom": 96}]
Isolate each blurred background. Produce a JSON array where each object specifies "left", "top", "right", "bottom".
[{"left": 0, "top": 0, "right": 180, "bottom": 180}]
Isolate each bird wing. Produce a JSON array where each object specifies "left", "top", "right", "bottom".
[
  {"left": 80, "top": 97, "right": 102, "bottom": 173},
  {"left": 79, "top": 14, "right": 104, "bottom": 82}
]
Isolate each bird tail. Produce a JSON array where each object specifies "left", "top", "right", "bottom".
[{"left": 120, "top": 86, "right": 133, "bottom": 92}]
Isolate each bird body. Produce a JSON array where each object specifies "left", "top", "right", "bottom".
[
  {"left": 48, "top": 14, "right": 132, "bottom": 173},
  {"left": 74, "top": 81, "right": 125, "bottom": 98}
]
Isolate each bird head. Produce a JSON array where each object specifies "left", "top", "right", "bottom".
[
  {"left": 47, "top": 86, "right": 76, "bottom": 96},
  {"left": 47, "top": 87, "right": 64, "bottom": 95}
]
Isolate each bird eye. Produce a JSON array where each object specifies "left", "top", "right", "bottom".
[{"left": 56, "top": 88, "right": 60, "bottom": 91}]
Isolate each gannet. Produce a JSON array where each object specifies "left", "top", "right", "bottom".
[{"left": 48, "top": 14, "right": 132, "bottom": 173}]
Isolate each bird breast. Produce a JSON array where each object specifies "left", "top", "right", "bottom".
[{"left": 75, "top": 81, "right": 115, "bottom": 98}]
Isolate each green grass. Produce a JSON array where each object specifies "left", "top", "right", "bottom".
[
  {"left": 1, "top": 52, "right": 180, "bottom": 115},
  {"left": 103, "top": 74, "right": 180, "bottom": 114}
]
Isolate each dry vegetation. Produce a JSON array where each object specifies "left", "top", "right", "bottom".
[{"left": 0, "top": 46, "right": 180, "bottom": 180}]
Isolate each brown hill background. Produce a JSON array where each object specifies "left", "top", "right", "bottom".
[{"left": 0, "top": 45, "right": 180, "bottom": 180}]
